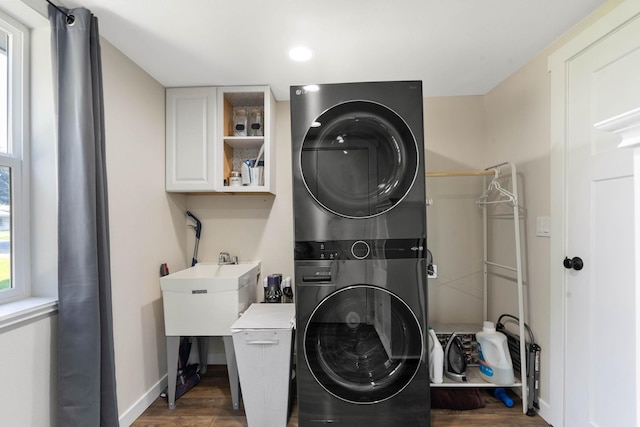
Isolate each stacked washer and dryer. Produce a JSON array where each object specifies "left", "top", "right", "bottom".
[{"left": 290, "top": 81, "right": 430, "bottom": 426}]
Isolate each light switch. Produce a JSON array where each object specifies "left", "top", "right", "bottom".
[{"left": 536, "top": 216, "right": 551, "bottom": 237}]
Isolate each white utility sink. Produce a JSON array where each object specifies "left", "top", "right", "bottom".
[
  {"left": 160, "top": 261, "right": 261, "bottom": 336},
  {"left": 160, "top": 260, "right": 261, "bottom": 410}
]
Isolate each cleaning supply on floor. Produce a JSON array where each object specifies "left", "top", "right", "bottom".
[
  {"left": 494, "top": 387, "right": 514, "bottom": 407},
  {"left": 428, "top": 327, "right": 444, "bottom": 384},
  {"left": 476, "top": 321, "right": 514, "bottom": 385}
]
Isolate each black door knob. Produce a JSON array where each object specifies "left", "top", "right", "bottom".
[{"left": 563, "top": 256, "right": 584, "bottom": 271}]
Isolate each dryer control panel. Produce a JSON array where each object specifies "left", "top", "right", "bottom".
[{"left": 295, "top": 238, "right": 426, "bottom": 260}]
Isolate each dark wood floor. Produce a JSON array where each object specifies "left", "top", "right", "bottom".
[{"left": 133, "top": 365, "right": 549, "bottom": 427}]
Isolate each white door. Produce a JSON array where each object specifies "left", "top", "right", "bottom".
[{"left": 551, "top": 8, "right": 640, "bottom": 427}]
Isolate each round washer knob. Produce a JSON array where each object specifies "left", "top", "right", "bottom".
[{"left": 351, "top": 240, "right": 370, "bottom": 260}]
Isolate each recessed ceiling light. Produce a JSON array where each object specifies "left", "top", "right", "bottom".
[{"left": 289, "top": 46, "right": 313, "bottom": 62}]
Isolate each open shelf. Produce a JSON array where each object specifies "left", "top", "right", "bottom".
[
  {"left": 431, "top": 365, "right": 522, "bottom": 388},
  {"left": 223, "top": 136, "right": 265, "bottom": 149},
  {"left": 217, "top": 86, "right": 275, "bottom": 193}
]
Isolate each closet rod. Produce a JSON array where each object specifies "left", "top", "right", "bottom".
[
  {"left": 425, "top": 170, "right": 496, "bottom": 178},
  {"left": 46, "top": 0, "right": 76, "bottom": 25}
]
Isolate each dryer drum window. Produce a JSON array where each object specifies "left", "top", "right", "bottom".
[
  {"left": 304, "top": 285, "right": 423, "bottom": 404},
  {"left": 300, "top": 101, "right": 419, "bottom": 218}
]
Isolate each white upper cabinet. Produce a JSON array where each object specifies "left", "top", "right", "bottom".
[
  {"left": 166, "top": 87, "right": 217, "bottom": 192},
  {"left": 165, "top": 85, "right": 276, "bottom": 194}
]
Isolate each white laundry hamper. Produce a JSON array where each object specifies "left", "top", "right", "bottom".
[{"left": 231, "top": 303, "right": 296, "bottom": 427}]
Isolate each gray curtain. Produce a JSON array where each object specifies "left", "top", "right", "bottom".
[{"left": 49, "top": 6, "right": 119, "bottom": 426}]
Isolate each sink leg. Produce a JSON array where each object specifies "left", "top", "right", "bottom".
[
  {"left": 197, "top": 337, "right": 208, "bottom": 375},
  {"left": 166, "top": 335, "right": 180, "bottom": 409},
  {"left": 223, "top": 336, "right": 240, "bottom": 410}
]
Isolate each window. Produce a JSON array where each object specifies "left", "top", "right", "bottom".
[{"left": 0, "top": 11, "right": 28, "bottom": 303}]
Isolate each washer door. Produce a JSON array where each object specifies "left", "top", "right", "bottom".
[
  {"left": 304, "top": 285, "right": 423, "bottom": 404},
  {"left": 300, "top": 101, "right": 419, "bottom": 218}
]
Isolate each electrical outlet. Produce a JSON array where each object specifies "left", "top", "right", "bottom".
[{"left": 428, "top": 264, "right": 437, "bottom": 279}]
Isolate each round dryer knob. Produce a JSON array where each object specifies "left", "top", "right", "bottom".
[{"left": 351, "top": 240, "right": 371, "bottom": 260}]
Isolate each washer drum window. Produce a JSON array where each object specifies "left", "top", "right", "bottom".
[
  {"left": 304, "top": 285, "right": 423, "bottom": 404},
  {"left": 300, "top": 101, "right": 419, "bottom": 218}
]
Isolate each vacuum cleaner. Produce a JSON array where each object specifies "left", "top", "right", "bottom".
[
  {"left": 160, "top": 337, "right": 201, "bottom": 401},
  {"left": 187, "top": 211, "right": 201, "bottom": 266}
]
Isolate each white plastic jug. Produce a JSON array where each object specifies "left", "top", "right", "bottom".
[
  {"left": 428, "top": 327, "right": 444, "bottom": 384},
  {"left": 476, "top": 321, "right": 514, "bottom": 385}
]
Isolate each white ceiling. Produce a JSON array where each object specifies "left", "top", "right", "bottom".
[{"left": 58, "top": 0, "right": 606, "bottom": 101}]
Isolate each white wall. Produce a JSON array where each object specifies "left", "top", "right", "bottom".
[
  {"left": 424, "top": 96, "right": 487, "bottom": 325},
  {"left": 482, "top": 50, "right": 552, "bottom": 409},
  {"left": 99, "top": 40, "right": 188, "bottom": 424},
  {"left": 0, "top": 315, "right": 57, "bottom": 426}
]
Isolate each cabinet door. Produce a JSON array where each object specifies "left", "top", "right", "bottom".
[{"left": 166, "top": 87, "right": 217, "bottom": 192}]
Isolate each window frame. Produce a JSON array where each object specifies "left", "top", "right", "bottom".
[{"left": 0, "top": 10, "right": 30, "bottom": 304}]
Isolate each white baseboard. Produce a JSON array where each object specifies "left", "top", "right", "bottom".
[
  {"left": 118, "top": 374, "right": 168, "bottom": 427},
  {"left": 118, "top": 350, "right": 228, "bottom": 426},
  {"left": 536, "top": 398, "right": 552, "bottom": 425}
]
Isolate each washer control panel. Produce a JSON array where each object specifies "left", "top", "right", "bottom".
[{"left": 294, "top": 239, "right": 426, "bottom": 261}]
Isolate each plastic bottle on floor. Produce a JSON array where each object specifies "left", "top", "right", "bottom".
[
  {"left": 428, "top": 327, "right": 444, "bottom": 384},
  {"left": 476, "top": 321, "right": 514, "bottom": 385}
]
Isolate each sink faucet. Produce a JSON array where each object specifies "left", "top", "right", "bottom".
[{"left": 219, "top": 252, "right": 238, "bottom": 265}]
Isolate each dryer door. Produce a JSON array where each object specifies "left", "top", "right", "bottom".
[
  {"left": 304, "top": 285, "right": 423, "bottom": 404},
  {"left": 300, "top": 101, "right": 419, "bottom": 218}
]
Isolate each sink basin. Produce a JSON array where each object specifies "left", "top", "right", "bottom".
[
  {"left": 160, "top": 261, "right": 261, "bottom": 336},
  {"left": 160, "top": 262, "right": 261, "bottom": 292}
]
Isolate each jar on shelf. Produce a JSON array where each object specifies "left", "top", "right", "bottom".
[
  {"left": 249, "top": 108, "right": 264, "bottom": 137},
  {"left": 233, "top": 108, "right": 248, "bottom": 137},
  {"left": 229, "top": 170, "right": 242, "bottom": 186}
]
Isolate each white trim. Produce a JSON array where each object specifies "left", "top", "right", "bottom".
[
  {"left": 548, "top": 1, "right": 640, "bottom": 72},
  {"left": 118, "top": 374, "right": 168, "bottom": 427},
  {"left": 635, "top": 148, "right": 640, "bottom": 427},
  {"left": 548, "top": 62, "right": 568, "bottom": 427},
  {"left": 0, "top": 7, "right": 30, "bottom": 304},
  {"left": 0, "top": 296, "right": 57, "bottom": 330},
  {"left": 536, "top": 397, "right": 552, "bottom": 422},
  {"left": 594, "top": 107, "right": 640, "bottom": 148}
]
